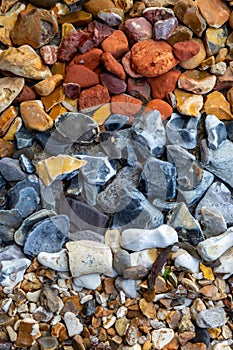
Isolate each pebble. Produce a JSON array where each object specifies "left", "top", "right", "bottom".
[
  {"left": 205, "top": 114, "right": 227, "bottom": 150},
  {"left": 121, "top": 17, "right": 152, "bottom": 42},
  {"left": 196, "top": 0, "right": 230, "bottom": 28},
  {"left": 151, "top": 328, "right": 175, "bottom": 349},
  {"left": 37, "top": 249, "right": 69, "bottom": 272},
  {"left": 115, "top": 277, "right": 139, "bottom": 298},
  {"left": 127, "top": 78, "right": 151, "bottom": 102},
  {"left": 101, "top": 51, "right": 126, "bottom": 80},
  {"left": 20, "top": 100, "right": 54, "bottom": 132},
  {"left": 205, "top": 27, "right": 228, "bottom": 57},
  {"left": 214, "top": 246, "right": 233, "bottom": 276},
  {"left": 33, "top": 74, "right": 63, "bottom": 97},
  {"left": 63, "top": 312, "right": 83, "bottom": 337},
  {"left": 0, "top": 77, "right": 24, "bottom": 113},
  {"left": 79, "top": 84, "right": 110, "bottom": 110},
  {"left": 144, "top": 99, "right": 173, "bottom": 119},
  {"left": 111, "top": 93, "right": 142, "bottom": 115},
  {"left": 101, "top": 73, "right": 127, "bottom": 94},
  {"left": 179, "top": 39, "right": 206, "bottom": 69},
  {"left": 178, "top": 70, "right": 216, "bottom": 95},
  {"left": 73, "top": 273, "right": 101, "bottom": 290},
  {"left": 196, "top": 308, "right": 227, "bottom": 329},
  {"left": 0, "top": 258, "right": 31, "bottom": 288},
  {"left": 200, "top": 207, "right": 227, "bottom": 238},
  {"left": 202, "top": 91, "right": 233, "bottom": 120},
  {"left": 174, "top": 89, "right": 203, "bottom": 117},
  {"left": 173, "top": 249, "right": 200, "bottom": 273},
  {"left": 37, "top": 337, "right": 58, "bottom": 350},
  {"left": 101, "top": 30, "right": 129, "bottom": 59}
]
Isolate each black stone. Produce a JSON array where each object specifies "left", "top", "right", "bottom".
[
  {"left": 105, "top": 114, "right": 130, "bottom": 131},
  {"left": 191, "top": 324, "right": 210, "bottom": 347},
  {"left": 15, "top": 130, "right": 35, "bottom": 149},
  {"left": 82, "top": 299, "right": 96, "bottom": 316}
]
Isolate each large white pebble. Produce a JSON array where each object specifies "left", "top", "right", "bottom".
[
  {"left": 151, "top": 328, "right": 174, "bottom": 349},
  {"left": 37, "top": 249, "right": 69, "bottom": 272}
]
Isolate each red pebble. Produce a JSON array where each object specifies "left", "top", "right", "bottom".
[
  {"left": 69, "top": 48, "right": 103, "bottom": 71},
  {"left": 173, "top": 40, "right": 200, "bottom": 61},
  {"left": 101, "top": 52, "right": 126, "bottom": 80},
  {"left": 14, "top": 85, "right": 36, "bottom": 104},
  {"left": 101, "top": 30, "right": 129, "bottom": 59},
  {"left": 147, "top": 70, "right": 181, "bottom": 100},
  {"left": 57, "top": 30, "right": 88, "bottom": 61},
  {"left": 100, "top": 73, "right": 127, "bottom": 94},
  {"left": 40, "top": 45, "right": 58, "bottom": 65},
  {"left": 144, "top": 99, "right": 173, "bottom": 119},
  {"left": 111, "top": 94, "right": 142, "bottom": 116},
  {"left": 79, "top": 84, "right": 110, "bottom": 110},
  {"left": 64, "top": 65, "right": 100, "bottom": 88}
]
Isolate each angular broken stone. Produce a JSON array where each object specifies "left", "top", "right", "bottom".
[
  {"left": 23, "top": 215, "right": 70, "bottom": 258},
  {"left": 205, "top": 114, "right": 227, "bottom": 150},
  {"left": 0, "top": 209, "right": 22, "bottom": 243},
  {"left": 201, "top": 139, "right": 233, "bottom": 187},
  {"left": 178, "top": 70, "right": 216, "bottom": 95},
  {"left": 120, "top": 224, "right": 178, "bottom": 251},
  {"left": 0, "top": 77, "right": 24, "bottom": 113},
  {"left": 196, "top": 308, "right": 226, "bottom": 329},
  {"left": 177, "top": 160, "right": 203, "bottom": 190},
  {"left": 66, "top": 240, "right": 112, "bottom": 277},
  {"left": 203, "top": 91, "right": 233, "bottom": 120},
  {"left": 204, "top": 27, "right": 228, "bottom": 57},
  {"left": 0, "top": 157, "right": 26, "bottom": 181},
  {"left": 167, "top": 203, "right": 204, "bottom": 246},
  {"left": 200, "top": 207, "right": 227, "bottom": 238},
  {"left": 0, "top": 45, "right": 51, "bottom": 80},
  {"left": 174, "top": 89, "right": 203, "bottom": 117},
  {"left": 0, "top": 258, "right": 31, "bottom": 288}
]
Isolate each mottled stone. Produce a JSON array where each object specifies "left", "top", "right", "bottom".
[
  {"left": 167, "top": 25, "right": 193, "bottom": 46},
  {"left": 214, "top": 66, "right": 233, "bottom": 91},
  {"left": 0, "top": 77, "right": 24, "bottom": 113},
  {"left": 210, "top": 61, "right": 227, "bottom": 76},
  {"left": 147, "top": 70, "right": 180, "bottom": 100},
  {"left": 178, "top": 70, "right": 216, "bottom": 95},
  {"left": 84, "top": 0, "right": 116, "bottom": 17},
  {"left": 205, "top": 27, "right": 228, "bottom": 57},
  {"left": 0, "top": 45, "right": 51, "bottom": 80},
  {"left": 205, "top": 114, "right": 227, "bottom": 149},
  {"left": 24, "top": 215, "right": 69, "bottom": 258},
  {"left": 122, "top": 51, "right": 143, "bottom": 78},
  {"left": 197, "top": 0, "right": 230, "bottom": 28},
  {"left": 20, "top": 101, "right": 54, "bottom": 131},
  {"left": 144, "top": 99, "right": 173, "bottom": 119},
  {"left": 151, "top": 329, "right": 174, "bottom": 350},
  {"left": 131, "top": 39, "right": 178, "bottom": 77},
  {"left": 174, "top": 0, "right": 206, "bottom": 37},
  {"left": 33, "top": 74, "right": 63, "bottom": 96},
  {"left": 121, "top": 17, "right": 152, "bottom": 42},
  {"left": 196, "top": 308, "right": 226, "bottom": 329},
  {"left": 127, "top": 78, "right": 151, "bottom": 102},
  {"left": 79, "top": 84, "right": 110, "bottom": 110},
  {"left": 0, "top": 139, "right": 14, "bottom": 158},
  {"left": 203, "top": 91, "right": 232, "bottom": 120},
  {"left": 177, "top": 159, "right": 203, "bottom": 190},
  {"left": 98, "top": 8, "right": 124, "bottom": 27},
  {"left": 154, "top": 17, "right": 178, "bottom": 40},
  {"left": 179, "top": 39, "right": 206, "bottom": 70},
  {"left": 174, "top": 89, "right": 203, "bottom": 117},
  {"left": 40, "top": 45, "right": 58, "bottom": 65},
  {"left": 173, "top": 40, "right": 200, "bottom": 61},
  {"left": 57, "top": 30, "right": 89, "bottom": 61},
  {"left": 101, "top": 30, "right": 129, "bottom": 59},
  {"left": 11, "top": 7, "right": 58, "bottom": 48},
  {"left": 0, "top": 258, "right": 31, "bottom": 288},
  {"left": 58, "top": 10, "right": 92, "bottom": 26},
  {"left": 37, "top": 337, "right": 58, "bottom": 350},
  {"left": 101, "top": 73, "right": 127, "bottom": 94}
]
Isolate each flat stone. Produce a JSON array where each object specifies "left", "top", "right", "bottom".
[
  {"left": 174, "top": 89, "right": 203, "bottom": 117},
  {"left": 101, "top": 73, "right": 127, "bottom": 94},
  {"left": 58, "top": 10, "right": 92, "bottom": 26},
  {"left": 167, "top": 203, "right": 204, "bottom": 246},
  {"left": 151, "top": 328, "right": 175, "bottom": 349},
  {"left": 0, "top": 45, "right": 51, "bottom": 80},
  {"left": 73, "top": 273, "right": 101, "bottom": 290},
  {"left": 203, "top": 91, "right": 233, "bottom": 120},
  {"left": 147, "top": 70, "right": 181, "bottom": 100},
  {"left": 98, "top": 8, "right": 124, "bottom": 27},
  {"left": 111, "top": 94, "right": 142, "bottom": 116},
  {"left": 121, "top": 17, "right": 152, "bottom": 42},
  {"left": 0, "top": 258, "right": 31, "bottom": 288},
  {"left": 101, "top": 51, "right": 126, "bottom": 80},
  {"left": 204, "top": 27, "right": 228, "bottom": 57},
  {"left": 214, "top": 246, "right": 233, "bottom": 275},
  {"left": 205, "top": 114, "right": 227, "bottom": 149},
  {"left": 36, "top": 154, "right": 87, "bottom": 186},
  {"left": 178, "top": 70, "right": 216, "bottom": 95},
  {"left": 66, "top": 240, "right": 112, "bottom": 277},
  {"left": 201, "top": 139, "right": 233, "bottom": 187},
  {"left": 23, "top": 215, "right": 69, "bottom": 258},
  {"left": 11, "top": 7, "right": 58, "bottom": 48},
  {"left": 196, "top": 308, "right": 226, "bottom": 329},
  {"left": 122, "top": 51, "right": 143, "bottom": 78},
  {"left": 37, "top": 249, "right": 69, "bottom": 272},
  {"left": 178, "top": 39, "right": 206, "bottom": 69},
  {"left": 9, "top": 183, "right": 40, "bottom": 218},
  {"left": 64, "top": 65, "right": 99, "bottom": 89},
  {"left": 120, "top": 225, "right": 178, "bottom": 251},
  {"left": 64, "top": 312, "right": 83, "bottom": 337},
  {"left": 197, "top": 0, "right": 230, "bottom": 28},
  {"left": 105, "top": 114, "right": 130, "bottom": 131},
  {"left": 0, "top": 157, "right": 26, "bottom": 181},
  {"left": 20, "top": 100, "right": 54, "bottom": 131},
  {"left": 0, "top": 77, "right": 24, "bottom": 113},
  {"left": 15, "top": 319, "right": 40, "bottom": 348},
  {"left": 144, "top": 99, "right": 173, "bottom": 119}
]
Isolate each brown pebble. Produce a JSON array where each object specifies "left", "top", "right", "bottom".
[
  {"left": 111, "top": 93, "right": 142, "bottom": 115},
  {"left": 20, "top": 101, "right": 54, "bottom": 131},
  {"left": 181, "top": 342, "right": 207, "bottom": 350},
  {"left": 199, "top": 285, "right": 218, "bottom": 298},
  {"left": 103, "top": 278, "right": 115, "bottom": 294},
  {"left": 0, "top": 106, "right": 17, "bottom": 137},
  {"left": 14, "top": 85, "right": 36, "bottom": 104},
  {"left": 144, "top": 99, "right": 173, "bottom": 119},
  {"left": 101, "top": 30, "right": 129, "bottom": 59},
  {"left": 79, "top": 84, "right": 110, "bottom": 110},
  {"left": 64, "top": 65, "right": 100, "bottom": 88},
  {"left": 147, "top": 70, "right": 181, "bottom": 100},
  {"left": 101, "top": 52, "right": 126, "bottom": 80}
]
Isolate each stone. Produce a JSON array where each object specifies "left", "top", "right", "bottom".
[
  {"left": 64, "top": 65, "right": 99, "bottom": 89},
  {"left": 3, "top": 117, "right": 22, "bottom": 142},
  {"left": 201, "top": 207, "right": 227, "bottom": 238},
  {"left": 36, "top": 154, "right": 87, "bottom": 186},
  {"left": 205, "top": 27, "right": 228, "bottom": 57},
  {"left": 200, "top": 139, "right": 233, "bottom": 187},
  {"left": 29, "top": 0, "right": 57, "bottom": 7},
  {"left": 105, "top": 114, "right": 130, "bottom": 131},
  {"left": 129, "top": 1, "right": 145, "bottom": 17},
  {"left": 203, "top": 91, "right": 233, "bottom": 120},
  {"left": 0, "top": 157, "right": 26, "bottom": 181},
  {"left": 121, "top": 17, "right": 152, "bottom": 42},
  {"left": 70, "top": 48, "right": 103, "bottom": 71},
  {"left": 14, "top": 85, "right": 36, "bottom": 105},
  {"left": 123, "top": 265, "right": 148, "bottom": 280},
  {"left": 210, "top": 62, "right": 227, "bottom": 76},
  {"left": 64, "top": 312, "right": 83, "bottom": 337},
  {"left": 178, "top": 70, "right": 216, "bottom": 95},
  {"left": 197, "top": 0, "right": 230, "bottom": 28},
  {"left": 196, "top": 308, "right": 226, "bottom": 329},
  {"left": 132, "top": 110, "right": 166, "bottom": 156},
  {"left": 147, "top": 70, "right": 180, "bottom": 100},
  {"left": 101, "top": 30, "right": 129, "bottom": 58},
  {"left": 1, "top": 0, "right": 19, "bottom": 13},
  {"left": 167, "top": 25, "right": 193, "bottom": 45},
  {"left": 98, "top": 8, "right": 124, "bottom": 27},
  {"left": 174, "top": 0, "right": 206, "bottom": 37},
  {"left": 179, "top": 39, "right": 206, "bottom": 70},
  {"left": 115, "top": 277, "right": 139, "bottom": 298},
  {"left": 0, "top": 106, "right": 17, "bottom": 137},
  {"left": 11, "top": 7, "right": 58, "bottom": 48},
  {"left": 122, "top": 51, "right": 143, "bottom": 78},
  {"left": 37, "top": 337, "right": 58, "bottom": 350},
  {"left": 174, "top": 89, "right": 203, "bottom": 117},
  {"left": 131, "top": 39, "right": 178, "bottom": 77},
  {"left": 79, "top": 84, "right": 110, "bottom": 110},
  {"left": 0, "top": 77, "right": 24, "bottom": 114},
  {"left": 57, "top": 30, "right": 88, "bottom": 62},
  {"left": 120, "top": 225, "right": 178, "bottom": 251},
  {"left": 167, "top": 203, "right": 204, "bottom": 246},
  {"left": 23, "top": 215, "right": 69, "bottom": 258},
  {"left": 226, "top": 120, "right": 233, "bottom": 141},
  {"left": 20, "top": 101, "right": 54, "bottom": 132},
  {"left": 205, "top": 114, "right": 227, "bottom": 149},
  {"left": 101, "top": 52, "right": 126, "bottom": 80},
  {"left": 0, "top": 258, "right": 31, "bottom": 288},
  {"left": 214, "top": 246, "right": 233, "bottom": 275},
  {"left": 177, "top": 159, "right": 203, "bottom": 190},
  {"left": 199, "top": 285, "right": 218, "bottom": 298},
  {"left": 37, "top": 249, "right": 69, "bottom": 272},
  {"left": 151, "top": 328, "right": 175, "bottom": 349},
  {"left": 66, "top": 240, "right": 112, "bottom": 277},
  {"left": 41, "top": 86, "right": 65, "bottom": 112},
  {"left": 154, "top": 17, "right": 178, "bottom": 41},
  {"left": 33, "top": 74, "right": 63, "bottom": 97},
  {"left": 0, "top": 209, "right": 22, "bottom": 243},
  {"left": 0, "top": 45, "right": 51, "bottom": 80},
  {"left": 173, "top": 249, "right": 200, "bottom": 273},
  {"left": 173, "top": 40, "right": 200, "bottom": 61},
  {"left": 166, "top": 112, "right": 200, "bottom": 149},
  {"left": 111, "top": 94, "right": 142, "bottom": 115},
  {"left": 101, "top": 73, "right": 127, "bottom": 94},
  {"left": 84, "top": 0, "right": 116, "bottom": 17},
  {"left": 127, "top": 78, "right": 151, "bottom": 102},
  {"left": 40, "top": 45, "right": 58, "bottom": 65},
  {"left": 58, "top": 10, "right": 92, "bottom": 26},
  {"left": 140, "top": 157, "right": 176, "bottom": 200},
  {"left": 214, "top": 67, "right": 233, "bottom": 91},
  {"left": 15, "top": 319, "right": 40, "bottom": 348},
  {"left": 144, "top": 99, "right": 173, "bottom": 119},
  {"left": 73, "top": 273, "right": 101, "bottom": 290}
]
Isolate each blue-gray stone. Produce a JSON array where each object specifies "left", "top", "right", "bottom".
[
  {"left": 0, "top": 209, "right": 22, "bottom": 243},
  {"left": 177, "top": 170, "right": 214, "bottom": 207},
  {"left": 0, "top": 244, "right": 25, "bottom": 261},
  {"left": 112, "top": 186, "right": 163, "bottom": 230},
  {"left": 205, "top": 114, "right": 227, "bottom": 150},
  {"left": 23, "top": 215, "right": 70, "bottom": 258},
  {"left": 131, "top": 110, "right": 166, "bottom": 157},
  {"left": 140, "top": 157, "right": 176, "bottom": 200},
  {"left": 15, "top": 130, "right": 35, "bottom": 149},
  {"left": 167, "top": 144, "right": 195, "bottom": 168},
  {"left": 55, "top": 112, "right": 99, "bottom": 143},
  {"left": 177, "top": 160, "right": 203, "bottom": 190},
  {"left": 0, "top": 175, "right": 7, "bottom": 210},
  {"left": 195, "top": 181, "right": 233, "bottom": 225},
  {"left": 200, "top": 206, "right": 227, "bottom": 238},
  {"left": 19, "top": 154, "right": 36, "bottom": 174},
  {"left": 201, "top": 138, "right": 233, "bottom": 188},
  {"left": 0, "top": 158, "right": 26, "bottom": 182},
  {"left": 36, "top": 130, "right": 70, "bottom": 155},
  {"left": 80, "top": 180, "right": 99, "bottom": 207},
  {"left": 167, "top": 202, "right": 204, "bottom": 246},
  {"left": 226, "top": 120, "right": 233, "bottom": 141},
  {"left": 105, "top": 114, "right": 130, "bottom": 131},
  {"left": 166, "top": 113, "right": 200, "bottom": 149},
  {"left": 152, "top": 198, "right": 178, "bottom": 212},
  {"left": 154, "top": 17, "right": 178, "bottom": 40}
]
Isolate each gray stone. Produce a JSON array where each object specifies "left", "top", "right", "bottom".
[
  {"left": 64, "top": 312, "right": 83, "bottom": 337},
  {"left": 80, "top": 180, "right": 99, "bottom": 206},
  {"left": 0, "top": 158, "right": 26, "bottom": 182},
  {"left": 73, "top": 273, "right": 101, "bottom": 290},
  {"left": 115, "top": 277, "right": 139, "bottom": 298},
  {"left": 10, "top": 187, "right": 40, "bottom": 218},
  {"left": 167, "top": 144, "right": 195, "bottom": 168},
  {"left": 200, "top": 207, "right": 227, "bottom": 238},
  {"left": 0, "top": 258, "right": 31, "bottom": 288},
  {"left": 214, "top": 246, "right": 233, "bottom": 276},
  {"left": 196, "top": 308, "right": 226, "bottom": 329},
  {"left": 23, "top": 215, "right": 69, "bottom": 258},
  {"left": 205, "top": 114, "right": 227, "bottom": 150},
  {"left": 0, "top": 244, "right": 25, "bottom": 261},
  {"left": 113, "top": 248, "right": 131, "bottom": 275},
  {"left": 177, "top": 160, "right": 203, "bottom": 190},
  {"left": 37, "top": 337, "right": 58, "bottom": 350},
  {"left": 68, "top": 230, "right": 104, "bottom": 243},
  {"left": 0, "top": 209, "right": 22, "bottom": 243}
]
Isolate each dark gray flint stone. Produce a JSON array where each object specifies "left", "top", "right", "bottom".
[
  {"left": 195, "top": 181, "right": 233, "bottom": 225},
  {"left": 140, "top": 157, "right": 177, "bottom": 200},
  {"left": 111, "top": 186, "right": 164, "bottom": 230},
  {"left": 177, "top": 160, "right": 203, "bottom": 190},
  {"left": 80, "top": 180, "right": 99, "bottom": 206},
  {"left": 167, "top": 144, "right": 195, "bottom": 168},
  {"left": 0, "top": 244, "right": 25, "bottom": 261},
  {"left": 97, "top": 165, "right": 141, "bottom": 213},
  {"left": 226, "top": 120, "right": 233, "bottom": 141},
  {"left": 167, "top": 202, "right": 204, "bottom": 246},
  {"left": 0, "top": 158, "right": 27, "bottom": 182},
  {"left": 19, "top": 154, "right": 36, "bottom": 174},
  {"left": 201, "top": 138, "right": 233, "bottom": 188},
  {"left": 205, "top": 114, "right": 227, "bottom": 150},
  {"left": 113, "top": 248, "right": 131, "bottom": 275},
  {"left": 131, "top": 110, "right": 166, "bottom": 157},
  {"left": 105, "top": 114, "right": 130, "bottom": 131},
  {"left": 8, "top": 175, "right": 40, "bottom": 218},
  {"left": 76, "top": 153, "right": 116, "bottom": 186},
  {"left": 58, "top": 196, "right": 110, "bottom": 234},
  {"left": 36, "top": 130, "right": 70, "bottom": 156},
  {"left": 55, "top": 112, "right": 99, "bottom": 143},
  {"left": 191, "top": 325, "right": 210, "bottom": 347},
  {"left": 14, "top": 209, "right": 56, "bottom": 246},
  {"left": 166, "top": 112, "right": 200, "bottom": 149},
  {"left": 0, "top": 209, "right": 22, "bottom": 243},
  {"left": 177, "top": 170, "right": 214, "bottom": 207},
  {"left": 68, "top": 230, "right": 104, "bottom": 243},
  {"left": 39, "top": 179, "right": 56, "bottom": 211},
  {"left": 23, "top": 215, "right": 70, "bottom": 258},
  {"left": 200, "top": 207, "right": 227, "bottom": 238},
  {"left": 15, "top": 130, "right": 35, "bottom": 149}
]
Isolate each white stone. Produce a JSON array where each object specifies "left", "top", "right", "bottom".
[
  {"left": 212, "top": 342, "right": 232, "bottom": 350},
  {"left": 197, "top": 227, "right": 233, "bottom": 262},
  {"left": 120, "top": 225, "right": 178, "bottom": 251},
  {"left": 6, "top": 326, "right": 17, "bottom": 342},
  {"left": 37, "top": 249, "right": 69, "bottom": 272},
  {"left": 0, "top": 258, "right": 31, "bottom": 288},
  {"left": 151, "top": 328, "right": 175, "bottom": 349},
  {"left": 73, "top": 273, "right": 101, "bottom": 290},
  {"left": 102, "top": 315, "right": 117, "bottom": 329},
  {"left": 26, "top": 290, "right": 41, "bottom": 303},
  {"left": 117, "top": 306, "right": 128, "bottom": 318},
  {"left": 105, "top": 229, "right": 121, "bottom": 253},
  {"left": 66, "top": 240, "right": 112, "bottom": 277},
  {"left": 172, "top": 249, "right": 200, "bottom": 273},
  {"left": 63, "top": 312, "right": 83, "bottom": 337},
  {"left": 214, "top": 246, "right": 233, "bottom": 275},
  {"left": 115, "top": 277, "right": 139, "bottom": 298},
  {"left": 122, "top": 345, "right": 141, "bottom": 350},
  {"left": 130, "top": 249, "right": 158, "bottom": 269}
]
